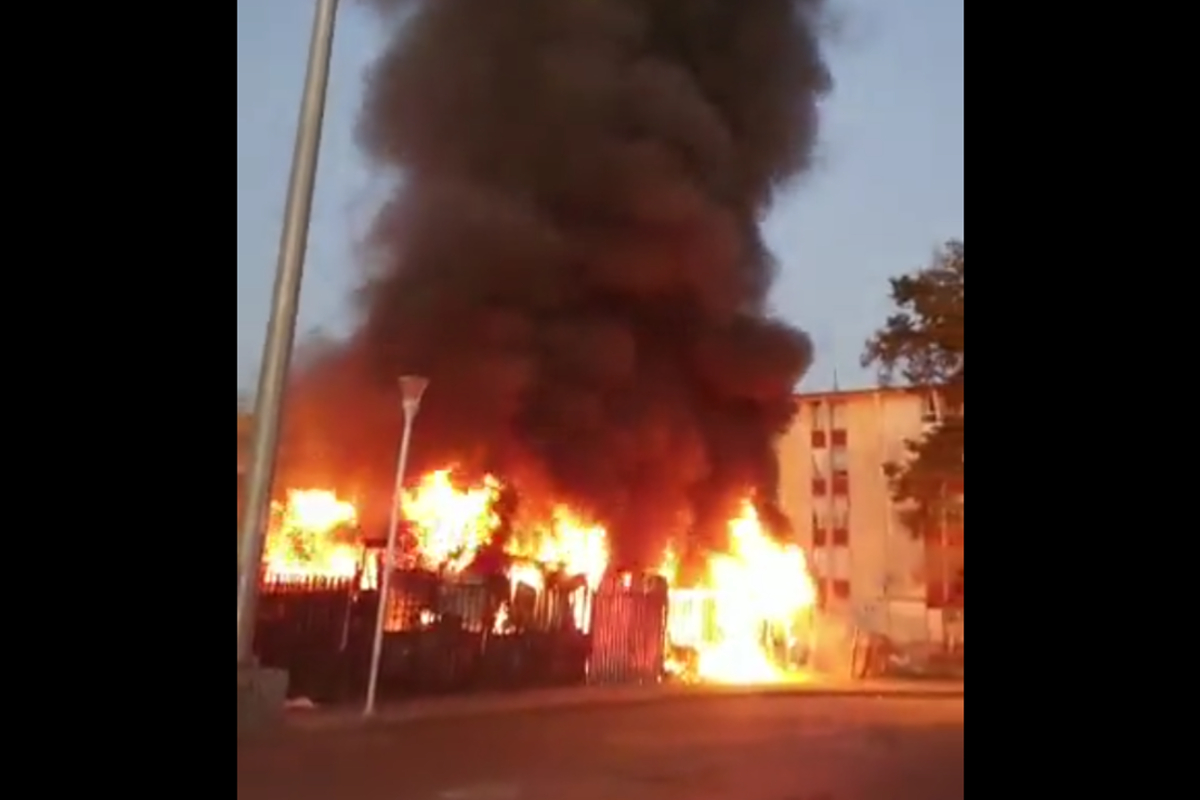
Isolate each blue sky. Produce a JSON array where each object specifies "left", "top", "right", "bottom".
[{"left": 237, "top": 0, "right": 963, "bottom": 396}]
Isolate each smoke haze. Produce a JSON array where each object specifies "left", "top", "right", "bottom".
[{"left": 290, "top": 0, "right": 831, "bottom": 569}]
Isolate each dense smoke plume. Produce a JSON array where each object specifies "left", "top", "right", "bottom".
[{"left": 290, "top": 0, "right": 831, "bottom": 569}]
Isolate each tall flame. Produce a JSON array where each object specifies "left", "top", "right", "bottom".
[
  {"left": 263, "top": 489, "right": 359, "bottom": 582},
  {"left": 257, "top": 473, "right": 819, "bottom": 685},
  {"left": 680, "top": 500, "right": 817, "bottom": 683},
  {"left": 401, "top": 469, "right": 501, "bottom": 573}
]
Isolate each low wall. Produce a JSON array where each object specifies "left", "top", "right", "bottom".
[{"left": 238, "top": 665, "right": 289, "bottom": 737}]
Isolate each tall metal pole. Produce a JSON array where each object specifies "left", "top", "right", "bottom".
[
  {"left": 236, "top": 0, "right": 342, "bottom": 665},
  {"left": 365, "top": 377, "right": 428, "bottom": 716}
]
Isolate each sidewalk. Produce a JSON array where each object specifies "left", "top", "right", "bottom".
[{"left": 281, "top": 676, "right": 964, "bottom": 733}]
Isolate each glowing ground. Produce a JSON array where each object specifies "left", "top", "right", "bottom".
[{"left": 238, "top": 693, "right": 964, "bottom": 800}]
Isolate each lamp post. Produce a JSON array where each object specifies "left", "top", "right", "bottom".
[
  {"left": 236, "top": 0, "right": 342, "bottom": 666},
  {"left": 364, "top": 375, "right": 429, "bottom": 716}
]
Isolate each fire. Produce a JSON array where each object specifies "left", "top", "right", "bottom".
[
  {"left": 263, "top": 489, "right": 360, "bottom": 582},
  {"left": 401, "top": 469, "right": 501, "bottom": 573},
  {"left": 397, "top": 471, "right": 610, "bottom": 590},
  {"left": 664, "top": 500, "right": 816, "bottom": 684},
  {"left": 509, "top": 506, "right": 609, "bottom": 590},
  {"left": 259, "top": 471, "right": 818, "bottom": 686}
]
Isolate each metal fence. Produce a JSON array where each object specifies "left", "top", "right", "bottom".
[
  {"left": 588, "top": 574, "right": 669, "bottom": 685},
  {"left": 253, "top": 569, "right": 669, "bottom": 703}
]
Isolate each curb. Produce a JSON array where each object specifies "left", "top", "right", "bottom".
[{"left": 275, "top": 681, "right": 964, "bottom": 736}]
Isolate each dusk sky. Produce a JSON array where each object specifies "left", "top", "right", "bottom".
[{"left": 236, "top": 0, "right": 964, "bottom": 396}]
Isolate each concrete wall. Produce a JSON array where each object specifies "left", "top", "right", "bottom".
[{"left": 777, "top": 387, "right": 955, "bottom": 645}]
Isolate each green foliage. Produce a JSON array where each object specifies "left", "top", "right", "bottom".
[{"left": 863, "top": 240, "right": 964, "bottom": 537}]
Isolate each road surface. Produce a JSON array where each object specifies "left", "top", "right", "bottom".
[{"left": 238, "top": 694, "right": 964, "bottom": 800}]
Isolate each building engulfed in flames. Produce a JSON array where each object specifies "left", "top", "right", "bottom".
[{"left": 262, "top": 470, "right": 817, "bottom": 685}]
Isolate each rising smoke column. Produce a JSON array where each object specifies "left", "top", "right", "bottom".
[{"left": 302, "top": 0, "right": 830, "bottom": 567}]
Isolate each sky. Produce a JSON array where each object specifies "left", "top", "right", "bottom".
[{"left": 236, "top": 0, "right": 964, "bottom": 397}]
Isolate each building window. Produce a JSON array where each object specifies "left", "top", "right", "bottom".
[
  {"left": 812, "top": 478, "right": 828, "bottom": 496},
  {"left": 811, "top": 430, "right": 827, "bottom": 448},
  {"left": 832, "top": 474, "right": 849, "bottom": 495},
  {"left": 812, "top": 508, "right": 830, "bottom": 548},
  {"left": 815, "top": 579, "right": 851, "bottom": 607},
  {"left": 831, "top": 429, "right": 847, "bottom": 448},
  {"left": 830, "top": 446, "right": 849, "bottom": 476},
  {"left": 830, "top": 401, "right": 848, "bottom": 431},
  {"left": 832, "top": 499, "right": 849, "bottom": 545}
]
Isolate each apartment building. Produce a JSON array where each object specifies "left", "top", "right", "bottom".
[{"left": 777, "top": 386, "right": 962, "bottom": 642}]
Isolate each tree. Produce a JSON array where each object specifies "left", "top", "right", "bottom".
[{"left": 862, "top": 241, "right": 964, "bottom": 550}]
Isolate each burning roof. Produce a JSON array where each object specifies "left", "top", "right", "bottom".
[{"left": 284, "top": 0, "right": 831, "bottom": 568}]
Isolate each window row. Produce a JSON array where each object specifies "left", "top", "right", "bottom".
[
  {"left": 812, "top": 474, "right": 850, "bottom": 496},
  {"left": 816, "top": 578, "right": 852, "bottom": 606},
  {"left": 812, "top": 448, "right": 850, "bottom": 476},
  {"left": 811, "top": 503, "right": 850, "bottom": 531},
  {"left": 810, "top": 428, "right": 848, "bottom": 448},
  {"left": 807, "top": 400, "right": 848, "bottom": 432},
  {"left": 809, "top": 391, "right": 947, "bottom": 432},
  {"left": 812, "top": 527, "right": 849, "bottom": 547}
]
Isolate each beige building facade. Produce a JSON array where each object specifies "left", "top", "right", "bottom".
[{"left": 777, "top": 386, "right": 959, "bottom": 643}]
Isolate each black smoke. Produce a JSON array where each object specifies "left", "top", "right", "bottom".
[{"left": 291, "top": 0, "right": 831, "bottom": 569}]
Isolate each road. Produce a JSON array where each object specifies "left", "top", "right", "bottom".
[{"left": 238, "top": 694, "right": 964, "bottom": 800}]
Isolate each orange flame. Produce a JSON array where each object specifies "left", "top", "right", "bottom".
[
  {"left": 663, "top": 500, "right": 817, "bottom": 684},
  {"left": 263, "top": 489, "right": 360, "bottom": 582},
  {"left": 401, "top": 469, "right": 501, "bottom": 573},
  {"left": 258, "top": 473, "right": 818, "bottom": 686}
]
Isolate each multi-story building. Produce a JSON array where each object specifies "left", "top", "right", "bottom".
[{"left": 777, "top": 386, "right": 962, "bottom": 643}]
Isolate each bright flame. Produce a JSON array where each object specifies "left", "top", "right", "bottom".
[
  {"left": 401, "top": 469, "right": 501, "bottom": 573},
  {"left": 257, "top": 476, "right": 818, "bottom": 688},
  {"left": 510, "top": 506, "right": 609, "bottom": 590},
  {"left": 664, "top": 500, "right": 817, "bottom": 684},
  {"left": 399, "top": 469, "right": 610, "bottom": 592},
  {"left": 263, "top": 489, "right": 360, "bottom": 582},
  {"left": 508, "top": 560, "right": 545, "bottom": 593}
]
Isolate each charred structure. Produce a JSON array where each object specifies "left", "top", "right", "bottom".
[{"left": 288, "top": 0, "right": 832, "bottom": 568}]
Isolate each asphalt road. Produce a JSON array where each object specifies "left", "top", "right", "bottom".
[{"left": 238, "top": 694, "right": 964, "bottom": 800}]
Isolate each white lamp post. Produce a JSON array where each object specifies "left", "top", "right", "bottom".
[{"left": 364, "top": 375, "right": 429, "bottom": 716}]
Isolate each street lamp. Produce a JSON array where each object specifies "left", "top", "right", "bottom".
[
  {"left": 364, "top": 375, "right": 429, "bottom": 716},
  {"left": 236, "top": 0, "right": 342, "bottom": 666}
]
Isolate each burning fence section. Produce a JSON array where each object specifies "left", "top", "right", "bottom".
[
  {"left": 254, "top": 566, "right": 656, "bottom": 700},
  {"left": 263, "top": 489, "right": 364, "bottom": 584},
  {"left": 257, "top": 468, "right": 818, "bottom": 693}
]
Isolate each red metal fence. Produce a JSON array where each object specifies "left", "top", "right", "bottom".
[
  {"left": 253, "top": 570, "right": 669, "bottom": 702},
  {"left": 587, "top": 574, "right": 669, "bottom": 685}
]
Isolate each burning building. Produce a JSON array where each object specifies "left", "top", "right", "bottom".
[
  {"left": 259, "top": 467, "right": 817, "bottom": 685},
  {"left": 285, "top": 0, "right": 831, "bottom": 566},
  {"left": 259, "top": 0, "right": 835, "bottom": 685}
]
